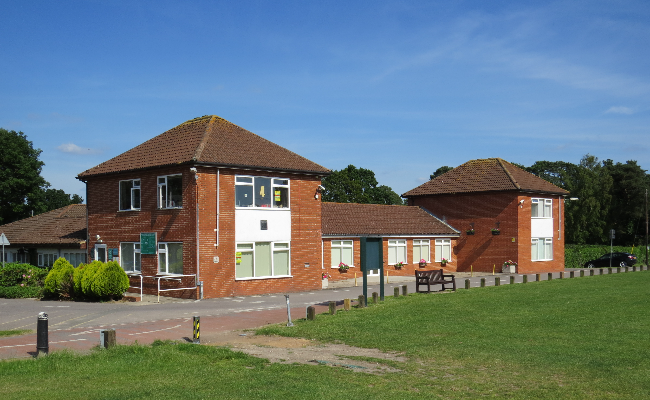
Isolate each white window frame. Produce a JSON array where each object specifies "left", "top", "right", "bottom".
[
  {"left": 158, "top": 242, "right": 183, "bottom": 275},
  {"left": 434, "top": 239, "right": 452, "bottom": 262},
  {"left": 38, "top": 252, "right": 57, "bottom": 267},
  {"left": 94, "top": 244, "right": 107, "bottom": 263},
  {"left": 158, "top": 174, "right": 183, "bottom": 209},
  {"left": 120, "top": 242, "right": 141, "bottom": 273},
  {"left": 62, "top": 251, "right": 87, "bottom": 267},
  {"left": 119, "top": 179, "right": 141, "bottom": 211},
  {"left": 413, "top": 239, "right": 430, "bottom": 263},
  {"left": 531, "top": 237, "right": 553, "bottom": 261},
  {"left": 387, "top": 239, "right": 407, "bottom": 265},
  {"left": 235, "top": 241, "right": 291, "bottom": 279},
  {"left": 531, "top": 198, "right": 552, "bottom": 218},
  {"left": 235, "top": 175, "right": 290, "bottom": 209},
  {"left": 331, "top": 240, "right": 354, "bottom": 268}
]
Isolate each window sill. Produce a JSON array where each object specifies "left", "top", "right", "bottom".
[
  {"left": 235, "top": 207, "right": 291, "bottom": 211},
  {"left": 331, "top": 265, "right": 355, "bottom": 268},
  {"left": 118, "top": 209, "right": 141, "bottom": 212},
  {"left": 157, "top": 207, "right": 183, "bottom": 210},
  {"left": 235, "top": 275, "right": 293, "bottom": 281},
  {"left": 531, "top": 259, "right": 554, "bottom": 262}
]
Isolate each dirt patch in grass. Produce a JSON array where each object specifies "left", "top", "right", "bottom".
[{"left": 202, "top": 330, "right": 406, "bottom": 374}]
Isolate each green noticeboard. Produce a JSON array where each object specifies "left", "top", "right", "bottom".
[{"left": 140, "top": 233, "right": 157, "bottom": 255}]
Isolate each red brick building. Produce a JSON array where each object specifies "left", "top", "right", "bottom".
[
  {"left": 403, "top": 158, "right": 569, "bottom": 274},
  {"left": 77, "top": 116, "right": 329, "bottom": 299},
  {"left": 321, "top": 203, "right": 460, "bottom": 283}
]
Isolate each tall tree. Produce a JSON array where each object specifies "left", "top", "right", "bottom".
[
  {"left": 430, "top": 166, "right": 453, "bottom": 180},
  {"left": 0, "top": 128, "right": 83, "bottom": 224},
  {"left": 322, "top": 165, "right": 404, "bottom": 205},
  {"left": 0, "top": 129, "right": 49, "bottom": 224}
]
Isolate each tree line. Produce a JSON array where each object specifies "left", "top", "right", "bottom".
[{"left": 0, "top": 128, "right": 83, "bottom": 225}]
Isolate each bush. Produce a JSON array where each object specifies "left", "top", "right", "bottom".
[
  {"left": 90, "top": 261, "right": 129, "bottom": 299},
  {"left": 0, "top": 285, "right": 43, "bottom": 298},
  {"left": 43, "top": 258, "right": 75, "bottom": 298},
  {"left": 81, "top": 261, "right": 103, "bottom": 298},
  {"left": 0, "top": 263, "right": 47, "bottom": 287},
  {"left": 565, "top": 244, "right": 648, "bottom": 268}
]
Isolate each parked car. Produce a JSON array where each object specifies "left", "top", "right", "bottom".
[{"left": 583, "top": 252, "right": 637, "bottom": 268}]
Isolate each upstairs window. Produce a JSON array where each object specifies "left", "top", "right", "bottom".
[
  {"left": 119, "top": 179, "right": 141, "bottom": 211},
  {"left": 236, "top": 176, "right": 289, "bottom": 209},
  {"left": 531, "top": 198, "right": 552, "bottom": 218},
  {"left": 532, "top": 238, "right": 553, "bottom": 261},
  {"left": 158, "top": 175, "right": 183, "bottom": 209}
]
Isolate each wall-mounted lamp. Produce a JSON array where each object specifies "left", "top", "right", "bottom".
[
  {"left": 96, "top": 235, "right": 102, "bottom": 243},
  {"left": 519, "top": 199, "right": 525, "bottom": 208}
]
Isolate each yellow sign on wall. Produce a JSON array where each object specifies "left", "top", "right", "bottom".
[{"left": 236, "top": 252, "right": 242, "bottom": 264}]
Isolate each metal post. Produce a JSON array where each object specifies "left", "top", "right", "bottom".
[
  {"left": 285, "top": 295, "right": 294, "bottom": 326},
  {"left": 193, "top": 316, "right": 200, "bottom": 344},
  {"left": 37, "top": 312, "right": 48, "bottom": 356}
]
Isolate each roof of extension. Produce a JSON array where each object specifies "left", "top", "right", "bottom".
[
  {"left": 322, "top": 202, "right": 459, "bottom": 236},
  {"left": 0, "top": 204, "right": 87, "bottom": 246},
  {"left": 402, "top": 158, "right": 569, "bottom": 197},
  {"left": 77, "top": 115, "right": 330, "bottom": 179}
]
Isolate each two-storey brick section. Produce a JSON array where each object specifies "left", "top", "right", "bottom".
[
  {"left": 77, "top": 115, "right": 330, "bottom": 299},
  {"left": 403, "top": 158, "right": 569, "bottom": 274}
]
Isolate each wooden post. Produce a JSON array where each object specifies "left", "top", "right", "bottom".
[
  {"left": 307, "top": 306, "right": 316, "bottom": 320},
  {"left": 465, "top": 279, "right": 470, "bottom": 289},
  {"left": 536, "top": 273, "right": 541, "bottom": 282},
  {"left": 394, "top": 287, "right": 400, "bottom": 297},
  {"left": 495, "top": 277, "right": 500, "bottom": 286},
  {"left": 599, "top": 268, "right": 603, "bottom": 275},
  {"left": 608, "top": 267, "right": 612, "bottom": 274},
  {"left": 101, "top": 329, "right": 116, "bottom": 349},
  {"left": 510, "top": 276, "right": 515, "bottom": 285},
  {"left": 480, "top": 278, "right": 486, "bottom": 287},
  {"left": 590, "top": 269, "right": 594, "bottom": 276},
  {"left": 372, "top": 292, "right": 378, "bottom": 304},
  {"left": 548, "top": 273, "right": 553, "bottom": 281},
  {"left": 401, "top": 285, "right": 408, "bottom": 296},
  {"left": 560, "top": 272, "right": 564, "bottom": 279},
  {"left": 329, "top": 301, "right": 336, "bottom": 315},
  {"left": 344, "top": 298, "right": 351, "bottom": 311},
  {"left": 580, "top": 270, "right": 584, "bottom": 277},
  {"left": 617, "top": 267, "right": 621, "bottom": 273},
  {"left": 523, "top": 275, "right": 528, "bottom": 283},
  {"left": 358, "top": 295, "right": 366, "bottom": 308},
  {"left": 570, "top": 271, "right": 575, "bottom": 278}
]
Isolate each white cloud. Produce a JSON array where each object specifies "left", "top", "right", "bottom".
[
  {"left": 57, "top": 143, "right": 102, "bottom": 155},
  {"left": 605, "top": 106, "right": 635, "bottom": 115}
]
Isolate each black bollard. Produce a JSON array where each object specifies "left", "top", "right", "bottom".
[{"left": 37, "top": 312, "right": 48, "bottom": 356}]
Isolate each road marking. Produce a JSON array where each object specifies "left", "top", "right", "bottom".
[
  {"left": 0, "top": 338, "right": 88, "bottom": 349},
  {"left": 128, "top": 324, "right": 181, "bottom": 336}
]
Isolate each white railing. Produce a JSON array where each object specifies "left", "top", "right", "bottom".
[{"left": 126, "top": 273, "right": 197, "bottom": 302}]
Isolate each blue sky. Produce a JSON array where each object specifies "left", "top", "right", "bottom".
[{"left": 1, "top": 0, "right": 649, "bottom": 199}]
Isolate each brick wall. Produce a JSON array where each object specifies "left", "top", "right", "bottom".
[
  {"left": 86, "top": 166, "right": 324, "bottom": 299},
  {"left": 409, "top": 192, "right": 565, "bottom": 273}
]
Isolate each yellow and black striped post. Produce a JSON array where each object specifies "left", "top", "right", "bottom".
[{"left": 193, "top": 316, "right": 200, "bottom": 344}]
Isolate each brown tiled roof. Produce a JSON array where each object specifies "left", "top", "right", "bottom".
[
  {"left": 402, "top": 158, "right": 569, "bottom": 197},
  {"left": 0, "top": 205, "right": 86, "bottom": 246},
  {"left": 77, "top": 116, "right": 330, "bottom": 178},
  {"left": 322, "top": 203, "right": 459, "bottom": 236}
]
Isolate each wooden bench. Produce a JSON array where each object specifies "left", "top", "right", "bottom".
[{"left": 415, "top": 269, "right": 456, "bottom": 293}]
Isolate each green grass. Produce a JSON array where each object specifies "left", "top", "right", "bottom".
[
  {"left": 2, "top": 273, "right": 650, "bottom": 399},
  {"left": 0, "top": 330, "right": 31, "bottom": 338}
]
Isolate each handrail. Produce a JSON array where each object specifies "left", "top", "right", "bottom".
[{"left": 155, "top": 274, "right": 197, "bottom": 303}]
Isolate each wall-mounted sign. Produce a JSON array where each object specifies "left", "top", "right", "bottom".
[
  {"left": 140, "top": 233, "right": 157, "bottom": 255},
  {"left": 235, "top": 252, "right": 242, "bottom": 264}
]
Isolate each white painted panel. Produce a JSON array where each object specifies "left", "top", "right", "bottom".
[
  {"left": 531, "top": 218, "right": 554, "bottom": 238},
  {"left": 235, "top": 209, "right": 291, "bottom": 242}
]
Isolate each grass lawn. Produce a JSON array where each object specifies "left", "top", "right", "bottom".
[
  {"left": 2, "top": 272, "right": 650, "bottom": 399},
  {"left": 0, "top": 330, "right": 31, "bottom": 338}
]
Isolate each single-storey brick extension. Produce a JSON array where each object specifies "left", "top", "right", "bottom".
[{"left": 403, "top": 158, "right": 569, "bottom": 273}]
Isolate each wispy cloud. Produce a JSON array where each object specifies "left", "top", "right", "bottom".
[
  {"left": 605, "top": 106, "right": 635, "bottom": 115},
  {"left": 57, "top": 143, "right": 102, "bottom": 155}
]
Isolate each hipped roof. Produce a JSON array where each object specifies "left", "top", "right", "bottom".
[
  {"left": 403, "top": 158, "right": 569, "bottom": 197},
  {"left": 322, "top": 202, "right": 459, "bottom": 236},
  {"left": 78, "top": 115, "right": 330, "bottom": 179},
  {"left": 0, "top": 205, "right": 86, "bottom": 246}
]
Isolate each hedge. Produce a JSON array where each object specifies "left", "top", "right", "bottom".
[
  {"left": 0, "top": 285, "right": 43, "bottom": 298},
  {"left": 565, "top": 244, "right": 648, "bottom": 269}
]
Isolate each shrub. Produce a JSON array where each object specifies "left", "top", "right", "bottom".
[
  {"left": 0, "top": 263, "right": 47, "bottom": 287},
  {"left": 73, "top": 264, "right": 86, "bottom": 295},
  {"left": 81, "top": 261, "right": 103, "bottom": 298},
  {"left": 90, "top": 261, "right": 129, "bottom": 299},
  {"left": 43, "top": 258, "right": 75, "bottom": 298},
  {"left": 0, "top": 285, "right": 43, "bottom": 298},
  {"left": 565, "top": 245, "right": 648, "bottom": 268}
]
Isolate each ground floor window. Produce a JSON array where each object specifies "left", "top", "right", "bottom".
[
  {"left": 388, "top": 239, "right": 407, "bottom": 265},
  {"left": 532, "top": 238, "right": 553, "bottom": 261},
  {"left": 9, "top": 251, "right": 29, "bottom": 263},
  {"left": 38, "top": 252, "right": 57, "bottom": 267},
  {"left": 159, "top": 242, "right": 183, "bottom": 274},
  {"left": 120, "top": 243, "right": 141, "bottom": 273},
  {"left": 236, "top": 242, "right": 290, "bottom": 279},
  {"left": 63, "top": 251, "right": 86, "bottom": 267},
  {"left": 435, "top": 239, "right": 451, "bottom": 262},
  {"left": 413, "top": 239, "right": 430, "bottom": 263},
  {"left": 331, "top": 240, "right": 353, "bottom": 268}
]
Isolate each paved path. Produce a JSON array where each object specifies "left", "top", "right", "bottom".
[{"left": 0, "top": 267, "right": 641, "bottom": 360}]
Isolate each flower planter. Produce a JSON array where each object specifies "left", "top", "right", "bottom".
[
  {"left": 419, "top": 262, "right": 427, "bottom": 268},
  {"left": 502, "top": 265, "right": 516, "bottom": 274},
  {"left": 491, "top": 230, "right": 500, "bottom": 235},
  {"left": 322, "top": 278, "right": 328, "bottom": 289},
  {"left": 466, "top": 230, "right": 475, "bottom": 235}
]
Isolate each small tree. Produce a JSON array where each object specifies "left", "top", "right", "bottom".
[
  {"left": 43, "top": 258, "right": 75, "bottom": 298},
  {"left": 90, "top": 261, "right": 129, "bottom": 300},
  {"left": 81, "top": 261, "right": 103, "bottom": 298}
]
